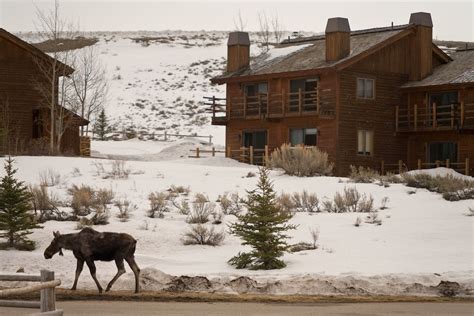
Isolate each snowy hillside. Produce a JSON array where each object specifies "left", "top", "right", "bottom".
[{"left": 0, "top": 146, "right": 472, "bottom": 296}]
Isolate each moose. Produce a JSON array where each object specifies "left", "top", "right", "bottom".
[{"left": 44, "top": 227, "right": 140, "bottom": 293}]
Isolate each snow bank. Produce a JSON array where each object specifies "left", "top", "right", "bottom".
[{"left": 405, "top": 167, "right": 472, "bottom": 180}]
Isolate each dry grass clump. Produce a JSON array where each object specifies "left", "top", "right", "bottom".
[
  {"left": 115, "top": 199, "right": 136, "bottom": 222},
  {"left": 349, "top": 165, "right": 380, "bottom": 183},
  {"left": 187, "top": 193, "right": 215, "bottom": 224},
  {"left": 68, "top": 185, "right": 114, "bottom": 221},
  {"left": 147, "top": 192, "right": 169, "bottom": 218},
  {"left": 181, "top": 224, "right": 225, "bottom": 246},
  {"left": 39, "top": 169, "right": 61, "bottom": 187},
  {"left": 292, "top": 191, "right": 320, "bottom": 213},
  {"left": 270, "top": 144, "right": 333, "bottom": 177}
]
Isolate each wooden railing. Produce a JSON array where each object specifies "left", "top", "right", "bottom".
[
  {"left": 381, "top": 158, "right": 470, "bottom": 176},
  {"left": 0, "top": 270, "right": 62, "bottom": 315},
  {"left": 226, "top": 145, "right": 270, "bottom": 165},
  {"left": 396, "top": 102, "right": 474, "bottom": 132},
  {"left": 189, "top": 147, "right": 225, "bottom": 158},
  {"left": 205, "top": 88, "right": 335, "bottom": 124}
]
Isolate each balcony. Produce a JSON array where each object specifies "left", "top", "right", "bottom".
[
  {"left": 395, "top": 102, "right": 474, "bottom": 132},
  {"left": 204, "top": 89, "right": 335, "bottom": 125}
]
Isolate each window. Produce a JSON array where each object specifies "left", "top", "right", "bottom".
[
  {"left": 428, "top": 142, "right": 458, "bottom": 164},
  {"left": 245, "top": 83, "right": 268, "bottom": 116},
  {"left": 243, "top": 130, "right": 267, "bottom": 149},
  {"left": 290, "top": 128, "right": 317, "bottom": 146},
  {"left": 356, "top": 78, "right": 375, "bottom": 99},
  {"left": 245, "top": 82, "right": 268, "bottom": 96},
  {"left": 289, "top": 78, "right": 318, "bottom": 111},
  {"left": 357, "top": 130, "right": 373, "bottom": 156}
]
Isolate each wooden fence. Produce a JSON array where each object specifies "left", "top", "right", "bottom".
[
  {"left": 188, "top": 147, "right": 225, "bottom": 158},
  {"left": 0, "top": 270, "right": 62, "bottom": 315},
  {"left": 381, "top": 158, "right": 470, "bottom": 176},
  {"left": 137, "top": 132, "right": 213, "bottom": 144}
]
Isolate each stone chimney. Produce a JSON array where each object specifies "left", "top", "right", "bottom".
[
  {"left": 325, "top": 17, "right": 351, "bottom": 62},
  {"left": 409, "top": 12, "right": 433, "bottom": 80},
  {"left": 227, "top": 32, "right": 250, "bottom": 72}
]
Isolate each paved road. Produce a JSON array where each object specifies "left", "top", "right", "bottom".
[{"left": 1, "top": 301, "right": 473, "bottom": 316}]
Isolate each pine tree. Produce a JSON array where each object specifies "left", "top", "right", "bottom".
[
  {"left": 94, "top": 109, "right": 109, "bottom": 141},
  {"left": 0, "top": 157, "right": 39, "bottom": 250},
  {"left": 229, "top": 167, "right": 296, "bottom": 270}
]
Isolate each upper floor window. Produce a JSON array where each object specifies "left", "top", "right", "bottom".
[
  {"left": 245, "top": 82, "right": 268, "bottom": 96},
  {"left": 357, "top": 130, "right": 373, "bottom": 156},
  {"left": 357, "top": 78, "right": 375, "bottom": 99},
  {"left": 290, "top": 128, "right": 317, "bottom": 146}
]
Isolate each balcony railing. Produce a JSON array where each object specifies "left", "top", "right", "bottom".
[
  {"left": 396, "top": 102, "right": 474, "bottom": 132},
  {"left": 205, "top": 89, "right": 335, "bottom": 125}
]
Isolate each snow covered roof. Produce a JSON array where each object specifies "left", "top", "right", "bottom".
[{"left": 402, "top": 49, "right": 474, "bottom": 89}]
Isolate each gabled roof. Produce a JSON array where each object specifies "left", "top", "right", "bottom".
[
  {"left": 212, "top": 24, "right": 452, "bottom": 84},
  {"left": 0, "top": 28, "right": 74, "bottom": 75},
  {"left": 402, "top": 49, "right": 474, "bottom": 89}
]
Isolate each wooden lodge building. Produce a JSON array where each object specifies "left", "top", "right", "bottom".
[
  {"left": 209, "top": 12, "right": 474, "bottom": 176},
  {"left": 0, "top": 28, "right": 88, "bottom": 156}
]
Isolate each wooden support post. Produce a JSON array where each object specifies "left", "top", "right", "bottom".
[
  {"left": 417, "top": 159, "right": 422, "bottom": 170},
  {"left": 466, "top": 158, "right": 470, "bottom": 176},
  {"left": 380, "top": 160, "right": 385, "bottom": 175},
  {"left": 395, "top": 106, "right": 399, "bottom": 132},
  {"left": 266, "top": 92, "right": 270, "bottom": 116},
  {"left": 40, "top": 270, "right": 55, "bottom": 313},
  {"left": 451, "top": 105, "right": 455, "bottom": 128},
  {"left": 212, "top": 96, "right": 216, "bottom": 119},
  {"left": 196, "top": 147, "right": 200, "bottom": 158},
  {"left": 398, "top": 160, "right": 403, "bottom": 174},
  {"left": 435, "top": 160, "right": 440, "bottom": 168},
  {"left": 212, "top": 147, "right": 215, "bottom": 157},
  {"left": 265, "top": 145, "right": 269, "bottom": 167},
  {"left": 164, "top": 131, "right": 168, "bottom": 141},
  {"left": 446, "top": 159, "right": 450, "bottom": 168},
  {"left": 432, "top": 103, "right": 437, "bottom": 128},
  {"left": 461, "top": 101, "right": 465, "bottom": 128},
  {"left": 249, "top": 146, "right": 254, "bottom": 165},
  {"left": 243, "top": 95, "right": 247, "bottom": 119},
  {"left": 298, "top": 88, "right": 303, "bottom": 115},
  {"left": 258, "top": 94, "right": 262, "bottom": 118},
  {"left": 208, "top": 135, "right": 212, "bottom": 145},
  {"left": 414, "top": 104, "right": 418, "bottom": 131},
  {"left": 226, "top": 146, "right": 231, "bottom": 158},
  {"left": 241, "top": 147, "right": 245, "bottom": 163}
]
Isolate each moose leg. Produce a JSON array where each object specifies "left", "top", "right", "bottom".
[
  {"left": 105, "top": 259, "right": 126, "bottom": 292},
  {"left": 125, "top": 256, "right": 141, "bottom": 293},
  {"left": 71, "top": 259, "right": 84, "bottom": 290},
  {"left": 85, "top": 259, "right": 103, "bottom": 294}
]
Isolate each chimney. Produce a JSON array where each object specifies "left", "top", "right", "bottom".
[
  {"left": 325, "top": 17, "right": 351, "bottom": 62},
  {"left": 409, "top": 12, "right": 433, "bottom": 80},
  {"left": 227, "top": 32, "right": 250, "bottom": 72}
]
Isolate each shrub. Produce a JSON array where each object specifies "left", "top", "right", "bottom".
[
  {"left": 466, "top": 208, "right": 474, "bottom": 217},
  {"left": 270, "top": 144, "right": 333, "bottom": 177},
  {"left": 349, "top": 165, "right": 380, "bottom": 183},
  {"left": 182, "top": 224, "right": 225, "bottom": 246},
  {"left": 292, "top": 191, "right": 320, "bottom": 213},
  {"left": 323, "top": 187, "right": 374, "bottom": 213},
  {"left": 96, "top": 188, "right": 115, "bottom": 208},
  {"left": 277, "top": 193, "right": 296, "bottom": 214},
  {"left": 217, "top": 193, "right": 232, "bottom": 214},
  {"left": 211, "top": 210, "right": 224, "bottom": 224},
  {"left": 108, "top": 160, "right": 130, "bottom": 179},
  {"left": 29, "top": 185, "right": 67, "bottom": 222},
  {"left": 400, "top": 173, "right": 473, "bottom": 201},
  {"left": 169, "top": 185, "right": 190, "bottom": 196},
  {"left": 228, "top": 192, "right": 244, "bottom": 216},
  {"left": 365, "top": 211, "right": 382, "bottom": 225},
  {"left": 147, "top": 192, "right": 168, "bottom": 218},
  {"left": 380, "top": 197, "right": 390, "bottom": 210},
  {"left": 68, "top": 184, "right": 95, "bottom": 216},
  {"left": 115, "top": 199, "right": 136, "bottom": 222},
  {"left": 173, "top": 199, "right": 190, "bottom": 215},
  {"left": 187, "top": 194, "right": 214, "bottom": 224},
  {"left": 354, "top": 216, "right": 362, "bottom": 227},
  {"left": 39, "top": 169, "right": 61, "bottom": 187}
]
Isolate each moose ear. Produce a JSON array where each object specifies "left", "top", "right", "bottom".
[{"left": 53, "top": 231, "right": 60, "bottom": 238}]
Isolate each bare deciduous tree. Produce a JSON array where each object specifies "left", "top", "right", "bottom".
[
  {"left": 34, "top": 0, "right": 80, "bottom": 154},
  {"left": 258, "top": 12, "right": 271, "bottom": 52},
  {"left": 233, "top": 10, "right": 247, "bottom": 31},
  {"left": 70, "top": 46, "right": 108, "bottom": 136},
  {"left": 271, "top": 13, "right": 284, "bottom": 44}
]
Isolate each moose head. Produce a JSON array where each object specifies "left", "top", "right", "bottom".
[{"left": 44, "top": 231, "right": 64, "bottom": 259}]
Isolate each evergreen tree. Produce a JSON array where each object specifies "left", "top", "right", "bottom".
[
  {"left": 229, "top": 167, "right": 296, "bottom": 270},
  {"left": 94, "top": 109, "right": 109, "bottom": 141},
  {"left": 0, "top": 157, "right": 39, "bottom": 250}
]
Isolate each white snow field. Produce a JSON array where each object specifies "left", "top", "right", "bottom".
[{"left": 0, "top": 141, "right": 473, "bottom": 296}]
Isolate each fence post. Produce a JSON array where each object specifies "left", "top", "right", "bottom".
[
  {"left": 164, "top": 131, "right": 168, "bottom": 141},
  {"left": 446, "top": 159, "right": 450, "bottom": 168},
  {"left": 212, "top": 147, "right": 215, "bottom": 157},
  {"left": 398, "top": 160, "right": 403, "bottom": 174},
  {"left": 40, "top": 270, "right": 55, "bottom": 312},
  {"left": 208, "top": 135, "right": 212, "bottom": 145},
  {"left": 227, "top": 146, "right": 231, "bottom": 158},
  {"left": 380, "top": 160, "right": 385, "bottom": 175},
  {"left": 249, "top": 146, "right": 254, "bottom": 165},
  {"left": 466, "top": 158, "right": 470, "bottom": 176},
  {"left": 265, "top": 145, "right": 269, "bottom": 167},
  {"left": 417, "top": 159, "right": 422, "bottom": 170},
  {"left": 395, "top": 106, "right": 399, "bottom": 132},
  {"left": 196, "top": 147, "right": 200, "bottom": 158}
]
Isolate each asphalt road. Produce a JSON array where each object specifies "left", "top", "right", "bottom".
[{"left": 1, "top": 301, "right": 473, "bottom": 316}]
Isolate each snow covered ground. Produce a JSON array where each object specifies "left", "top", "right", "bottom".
[{"left": 0, "top": 141, "right": 472, "bottom": 296}]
